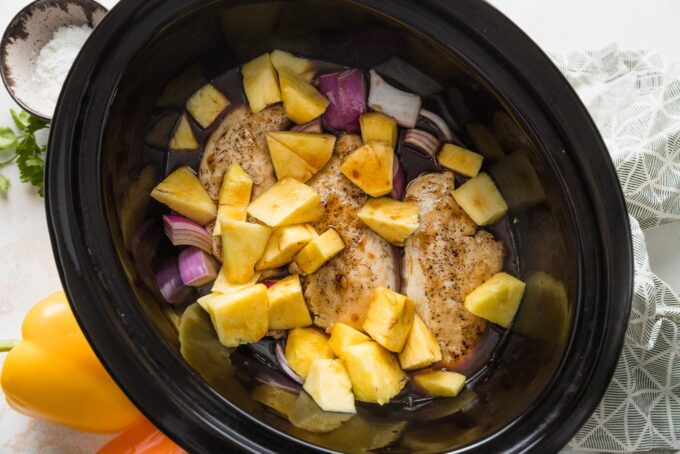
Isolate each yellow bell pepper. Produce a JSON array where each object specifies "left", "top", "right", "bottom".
[{"left": 1, "top": 291, "right": 142, "bottom": 433}]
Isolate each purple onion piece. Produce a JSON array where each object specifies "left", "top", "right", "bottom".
[
  {"left": 391, "top": 158, "right": 406, "bottom": 201},
  {"left": 318, "top": 73, "right": 342, "bottom": 130},
  {"left": 155, "top": 258, "right": 192, "bottom": 304},
  {"left": 336, "top": 68, "right": 366, "bottom": 133},
  {"left": 230, "top": 350, "right": 300, "bottom": 394},
  {"left": 275, "top": 338, "right": 304, "bottom": 384},
  {"left": 262, "top": 280, "right": 279, "bottom": 288},
  {"left": 178, "top": 247, "right": 218, "bottom": 287},
  {"left": 418, "top": 109, "right": 454, "bottom": 142},
  {"left": 403, "top": 128, "right": 441, "bottom": 160},
  {"left": 291, "top": 118, "right": 323, "bottom": 133},
  {"left": 163, "top": 214, "right": 212, "bottom": 253}
]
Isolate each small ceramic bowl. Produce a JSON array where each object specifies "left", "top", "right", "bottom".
[{"left": 0, "top": 0, "right": 107, "bottom": 121}]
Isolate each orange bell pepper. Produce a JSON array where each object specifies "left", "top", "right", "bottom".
[
  {"left": 1, "top": 291, "right": 142, "bottom": 433},
  {"left": 98, "top": 418, "right": 186, "bottom": 454}
]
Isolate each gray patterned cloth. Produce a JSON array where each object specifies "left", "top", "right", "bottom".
[{"left": 549, "top": 46, "right": 680, "bottom": 452}]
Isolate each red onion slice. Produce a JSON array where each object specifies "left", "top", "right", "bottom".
[
  {"left": 403, "top": 128, "right": 441, "bottom": 160},
  {"left": 163, "top": 214, "right": 212, "bottom": 253},
  {"left": 262, "top": 280, "right": 279, "bottom": 288},
  {"left": 419, "top": 109, "right": 454, "bottom": 142},
  {"left": 155, "top": 258, "right": 192, "bottom": 304},
  {"left": 178, "top": 247, "right": 218, "bottom": 287},
  {"left": 319, "top": 69, "right": 366, "bottom": 132},
  {"left": 291, "top": 118, "right": 323, "bottom": 133},
  {"left": 391, "top": 158, "right": 406, "bottom": 201},
  {"left": 275, "top": 338, "right": 304, "bottom": 384}
]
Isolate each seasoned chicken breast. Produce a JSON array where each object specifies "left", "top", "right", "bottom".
[
  {"left": 200, "top": 104, "right": 290, "bottom": 201},
  {"left": 402, "top": 172, "right": 503, "bottom": 366},
  {"left": 199, "top": 104, "right": 290, "bottom": 259},
  {"left": 302, "top": 134, "right": 399, "bottom": 330}
]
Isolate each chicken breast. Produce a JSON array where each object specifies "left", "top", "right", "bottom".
[
  {"left": 302, "top": 134, "right": 399, "bottom": 330},
  {"left": 402, "top": 172, "right": 503, "bottom": 366},
  {"left": 199, "top": 104, "right": 290, "bottom": 259},
  {"left": 200, "top": 104, "right": 290, "bottom": 201}
]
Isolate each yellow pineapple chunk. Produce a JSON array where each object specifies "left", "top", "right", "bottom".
[
  {"left": 452, "top": 172, "right": 508, "bottom": 226},
  {"left": 169, "top": 114, "right": 198, "bottom": 151},
  {"left": 247, "top": 178, "right": 325, "bottom": 227},
  {"left": 267, "top": 131, "right": 336, "bottom": 171},
  {"left": 294, "top": 229, "right": 345, "bottom": 274},
  {"left": 328, "top": 323, "right": 370, "bottom": 358},
  {"left": 303, "top": 359, "right": 356, "bottom": 413},
  {"left": 342, "top": 341, "right": 406, "bottom": 405},
  {"left": 251, "top": 384, "right": 298, "bottom": 417},
  {"left": 213, "top": 164, "right": 253, "bottom": 235},
  {"left": 220, "top": 220, "right": 271, "bottom": 284},
  {"left": 267, "top": 275, "right": 312, "bottom": 330},
  {"left": 465, "top": 121, "right": 504, "bottom": 159},
  {"left": 438, "top": 144, "right": 484, "bottom": 178},
  {"left": 413, "top": 370, "right": 466, "bottom": 397},
  {"left": 266, "top": 134, "right": 316, "bottom": 182},
  {"left": 362, "top": 287, "right": 415, "bottom": 352},
  {"left": 256, "top": 224, "right": 317, "bottom": 270},
  {"left": 360, "top": 112, "right": 398, "bottom": 147},
  {"left": 270, "top": 49, "right": 316, "bottom": 81},
  {"left": 206, "top": 283, "right": 269, "bottom": 347},
  {"left": 464, "top": 272, "right": 526, "bottom": 328},
  {"left": 399, "top": 315, "right": 442, "bottom": 370},
  {"left": 285, "top": 327, "right": 335, "bottom": 379},
  {"left": 340, "top": 142, "right": 394, "bottom": 197},
  {"left": 186, "top": 83, "right": 230, "bottom": 128},
  {"left": 279, "top": 68, "right": 329, "bottom": 124},
  {"left": 241, "top": 53, "right": 282, "bottom": 113},
  {"left": 357, "top": 198, "right": 419, "bottom": 246},
  {"left": 211, "top": 268, "right": 260, "bottom": 295},
  {"left": 151, "top": 166, "right": 216, "bottom": 224}
]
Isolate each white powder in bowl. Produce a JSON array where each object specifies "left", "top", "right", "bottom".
[{"left": 32, "top": 24, "right": 92, "bottom": 114}]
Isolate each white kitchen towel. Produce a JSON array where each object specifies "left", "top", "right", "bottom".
[{"left": 549, "top": 46, "right": 680, "bottom": 452}]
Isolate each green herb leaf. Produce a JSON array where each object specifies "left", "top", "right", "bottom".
[
  {"left": 0, "top": 127, "right": 17, "bottom": 150},
  {"left": 0, "top": 174, "right": 9, "bottom": 193},
  {"left": 10, "top": 109, "right": 30, "bottom": 132}
]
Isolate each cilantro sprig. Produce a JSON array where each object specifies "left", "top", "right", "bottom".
[{"left": 0, "top": 110, "right": 49, "bottom": 196}]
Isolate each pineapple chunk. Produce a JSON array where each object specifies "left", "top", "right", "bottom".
[
  {"left": 267, "top": 275, "right": 313, "bottom": 330},
  {"left": 438, "top": 144, "right": 484, "bottom": 178},
  {"left": 151, "top": 166, "right": 216, "bottom": 224},
  {"left": 357, "top": 198, "right": 419, "bottom": 246},
  {"left": 490, "top": 149, "right": 546, "bottom": 213},
  {"left": 513, "top": 272, "right": 569, "bottom": 343},
  {"left": 328, "top": 323, "right": 370, "bottom": 358},
  {"left": 303, "top": 359, "right": 356, "bottom": 413},
  {"left": 211, "top": 268, "right": 260, "bottom": 294},
  {"left": 220, "top": 220, "right": 271, "bottom": 284},
  {"left": 271, "top": 49, "right": 316, "bottom": 81},
  {"left": 213, "top": 164, "right": 253, "bottom": 235},
  {"left": 247, "top": 178, "right": 325, "bottom": 227},
  {"left": 205, "top": 283, "right": 269, "bottom": 347},
  {"left": 465, "top": 121, "right": 504, "bottom": 159},
  {"left": 169, "top": 114, "right": 198, "bottom": 151},
  {"left": 294, "top": 229, "right": 345, "bottom": 274},
  {"left": 340, "top": 142, "right": 394, "bottom": 197},
  {"left": 267, "top": 131, "right": 336, "bottom": 171},
  {"left": 256, "top": 224, "right": 317, "bottom": 270},
  {"left": 413, "top": 370, "right": 466, "bottom": 397},
  {"left": 464, "top": 272, "right": 526, "bottom": 328},
  {"left": 451, "top": 172, "right": 508, "bottom": 226},
  {"left": 360, "top": 112, "right": 398, "bottom": 147},
  {"left": 266, "top": 134, "right": 316, "bottom": 182},
  {"left": 362, "top": 287, "right": 415, "bottom": 352},
  {"left": 288, "top": 391, "right": 353, "bottom": 433},
  {"left": 285, "top": 327, "right": 335, "bottom": 379},
  {"left": 399, "top": 315, "right": 442, "bottom": 370},
  {"left": 186, "top": 83, "right": 230, "bottom": 128},
  {"left": 251, "top": 384, "right": 298, "bottom": 417},
  {"left": 342, "top": 341, "right": 406, "bottom": 405},
  {"left": 242, "top": 53, "right": 282, "bottom": 113},
  {"left": 279, "top": 68, "right": 329, "bottom": 124}
]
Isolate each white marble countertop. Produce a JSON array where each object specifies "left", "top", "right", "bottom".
[{"left": 0, "top": 0, "right": 678, "bottom": 452}]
